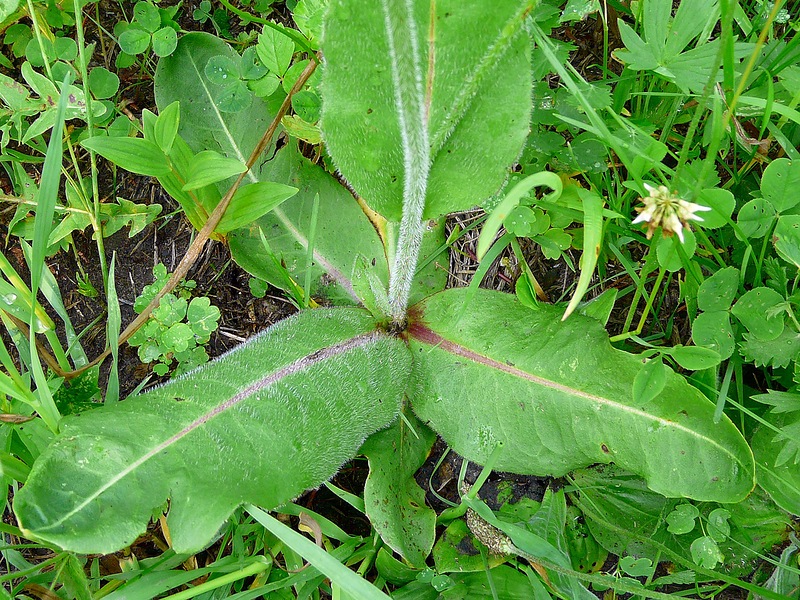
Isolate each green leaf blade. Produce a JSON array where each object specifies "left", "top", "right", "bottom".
[
  {"left": 15, "top": 308, "right": 411, "bottom": 554},
  {"left": 362, "top": 410, "right": 437, "bottom": 568},
  {"left": 156, "top": 34, "right": 382, "bottom": 305},
  {"left": 321, "top": 0, "right": 533, "bottom": 220},
  {"left": 407, "top": 289, "right": 755, "bottom": 503},
  {"left": 81, "top": 136, "right": 170, "bottom": 177},
  {"left": 761, "top": 158, "right": 800, "bottom": 213},
  {"left": 181, "top": 150, "right": 247, "bottom": 191},
  {"left": 216, "top": 181, "right": 298, "bottom": 234}
]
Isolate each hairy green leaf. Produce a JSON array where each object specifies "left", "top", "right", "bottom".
[
  {"left": 322, "top": 0, "right": 533, "bottom": 220},
  {"left": 407, "top": 288, "right": 755, "bottom": 502},
  {"left": 14, "top": 309, "right": 411, "bottom": 553},
  {"left": 229, "top": 140, "right": 389, "bottom": 305}
]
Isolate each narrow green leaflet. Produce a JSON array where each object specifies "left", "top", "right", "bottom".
[
  {"left": 322, "top": 0, "right": 533, "bottom": 220},
  {"left": 14, "top": 308, "right": 411, "bottom": 554},
  {"left": 361, "top": 409, "right": 436, "bottom": 568},
  {"left": 407, "top": 288, "right": 755, "bottom": 502},
  {"left": 216, "top": 181, "right": 298, "bottom": 235},
  {"left": 181, "top": 150, "right": 247, "bottom": 191},
  {"left": 562, "top": 188, "right": 604, "bottom": 320},
  {"left": 81, "top": 136, "right": 170, "bottom": 177}
]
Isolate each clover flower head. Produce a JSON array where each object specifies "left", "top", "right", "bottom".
[{"left": 632, "top": 183, "right": 711, "bottom": 243}]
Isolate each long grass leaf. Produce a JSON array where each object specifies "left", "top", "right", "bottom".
[
  {"left": 106, "top": 254, "right": 121, "bottom": 404},
  {"left": 28, "top": 72, "right": 72, "bottom": 433},
  {"left": 246, "top": 506, "right": 392, "bottom": 600}
]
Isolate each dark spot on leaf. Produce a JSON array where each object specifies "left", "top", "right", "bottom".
[
  {"left": 456, "top": 536, "right": 479, "bottom": 556},
  {"left": 367, "top": 108, "right": 373, "bottom": 114},
  {"left": 173, "top": 396, "right": 186, "bottom": 402},
  {"left": 601, "top": 444, "right": 610, "bottom": 453},
  {"left": 409, "top": 501, "right": 419, "bottom": 508}
]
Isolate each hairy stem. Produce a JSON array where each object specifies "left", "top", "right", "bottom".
[{"left": 382, "top": 0, "right": 431, "bottom": 325}]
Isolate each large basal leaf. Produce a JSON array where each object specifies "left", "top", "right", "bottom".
[
  {"left": 406, "top": 288, "right": 755, "bottom": 503},
  {"left": 322, "top": 0, "right": 533, "bottom": 221},
  {"left": 229, "top": 140, "right": 388, "bottom": 305},
  {"left": 156, "top": 33, "right": 390, "bottom": 305},
  {"left": 14, "top": 308, "right": 411, "bottom": 554},
  {"left": 155, "top": 32, "right": 273, "bottom": 168}
]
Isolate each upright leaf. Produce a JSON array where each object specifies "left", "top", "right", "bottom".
[
  {"left": 229, "top": 141, "right": 389, "bottom": 305},
  {"left": 322, "top": 0, "right": 533, "bottom": 220},
  {"left": 14, "top": 308, "right": 411, "bottom": 554},
  {"left": 407, "top": 288, "right": 755, "bottom": 502},
  {"left": 361, "top": 409, "right": 436, "bottom": 568}
]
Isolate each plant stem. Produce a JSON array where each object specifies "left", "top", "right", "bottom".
[{"left": 382, "top": 0, "right": 431, "bottom": 325}]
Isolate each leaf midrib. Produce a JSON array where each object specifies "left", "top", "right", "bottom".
[
  {"left": 186, "top": 50, "right": 358, "bottom": 302},
  {"left": 408, "top": 323, "right": 748, "bottom": 468},
  {"left": 32, "top": 332, "right": 383, "bottom": 533}
]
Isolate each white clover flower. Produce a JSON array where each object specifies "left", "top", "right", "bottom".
[{"left": 632, "top": 183, "right": 711, "bottom": 243}]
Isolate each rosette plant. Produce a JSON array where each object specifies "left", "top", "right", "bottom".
[{"left": 14, "top": 0, "right": 754, "bottom": 562}]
